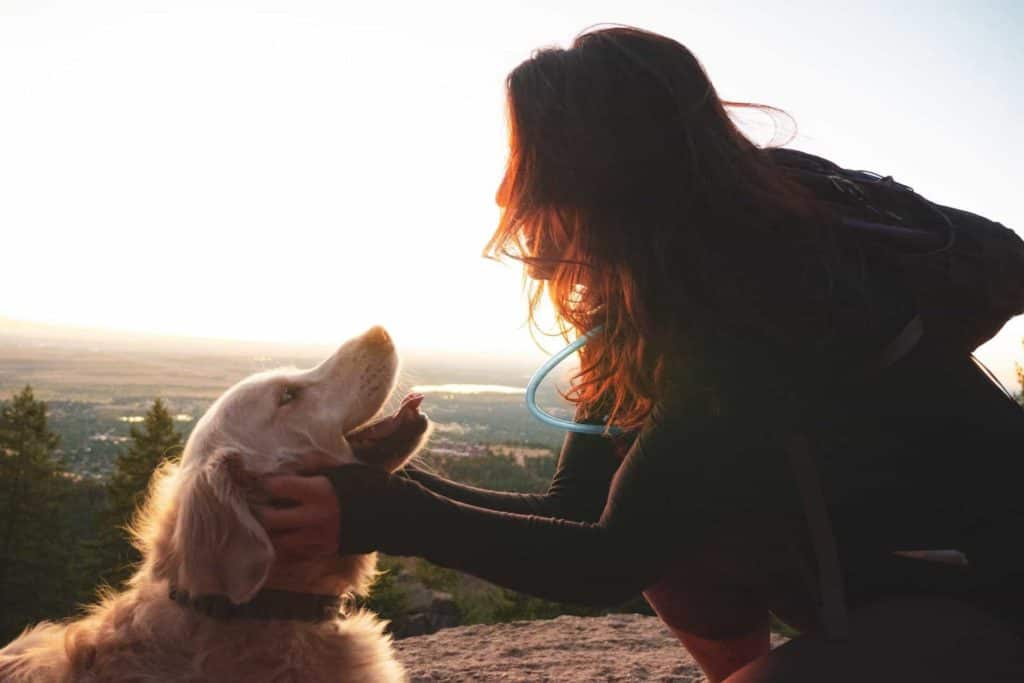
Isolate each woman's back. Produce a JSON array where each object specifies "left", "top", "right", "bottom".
[
  {"left": 767, "top": 340, "right": 1024, "bottom": 635},
  {"left": 819, "top": 350, "right": 1023, "bottom": 552}
]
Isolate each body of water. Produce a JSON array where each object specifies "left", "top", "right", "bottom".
[{"left": 412, "top": 384, "right": 524, "bottom": 395}]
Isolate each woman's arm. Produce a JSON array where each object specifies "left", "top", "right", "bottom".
[
  {"left": 398, "top": 427, "right": 625, "bottom": 521},
  {"left": 326, "top": 401, "right": 785, "bottom": 606}
]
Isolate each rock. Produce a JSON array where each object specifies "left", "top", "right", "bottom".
[
  {"left": 387, "top": 574, "right": 461, "bottom": 639},
  {"left": 393, "top": 613, "right": 772, "bottom": 682}
]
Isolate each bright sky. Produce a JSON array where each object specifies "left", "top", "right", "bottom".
[{"left": 1, "top": 1, "right": 1021, "bottom": 380}]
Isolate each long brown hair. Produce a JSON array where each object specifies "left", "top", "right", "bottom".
[{"left": 485, "top": 26, "right": 842, "bottom": 432}]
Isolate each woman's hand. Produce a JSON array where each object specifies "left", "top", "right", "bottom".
[{"left": 254, "top": 474, "right": 341, "bottom": 561}]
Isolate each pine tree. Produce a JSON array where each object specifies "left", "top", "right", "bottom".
[
  {"left": 98, "top": 398, "right": 183, "bottom": 587},
  {"left": 0, "top": 386, "right": 67, "bottom": 641}
]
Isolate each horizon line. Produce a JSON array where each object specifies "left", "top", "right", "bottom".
[{"left": 0, "top": 314, "right": 555, "bottom": 360}]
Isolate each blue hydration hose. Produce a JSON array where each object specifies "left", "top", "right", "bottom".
[{"left": 525, "top": 325, "right": 623, "bottom": 436}]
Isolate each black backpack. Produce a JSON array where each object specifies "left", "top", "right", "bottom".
[
  {"left": 764, "top": 148, "right": 1024, "bottom": 640},
  {"left": 767, "top": 147, "right": 1024, "bottom": 358}
]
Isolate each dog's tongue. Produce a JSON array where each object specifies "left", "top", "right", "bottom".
[{"left": 346, "top": 393, "right": 425, "bottom": 446}]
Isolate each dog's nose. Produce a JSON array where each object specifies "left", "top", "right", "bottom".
[{"left": 363, "top": 325, "right": 392, "bottom": 347}]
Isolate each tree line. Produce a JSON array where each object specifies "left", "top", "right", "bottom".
[{"left": 0, "top": 388, "right": 182, "bottom": 643}]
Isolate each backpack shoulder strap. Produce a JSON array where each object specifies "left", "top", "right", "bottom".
[{"left": 786, "top": 433, "right": 850, "bottom": 641}]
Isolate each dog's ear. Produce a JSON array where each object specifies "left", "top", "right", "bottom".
[{"left": 157, "top": 448, "right": 274, "bottom": 605}]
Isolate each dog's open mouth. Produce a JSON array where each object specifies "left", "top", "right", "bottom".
[{"left": 346, "top": 393, "right": 428, "bottom": 468}]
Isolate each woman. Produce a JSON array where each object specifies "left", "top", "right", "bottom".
[{"left": 257, "top": 27, "right": 1024, "bottom": 681}]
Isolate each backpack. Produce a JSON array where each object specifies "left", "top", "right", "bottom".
[
  {"left": 763, "top": 148, "right": 1024, "bottom": 640},
  {"left": 767, "top": 147, "right": 1024, "bottom": 359}
]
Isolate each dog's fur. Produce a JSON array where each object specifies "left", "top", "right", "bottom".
[{"left": 0, "top": 327, "right": 426, "bottom": 682}]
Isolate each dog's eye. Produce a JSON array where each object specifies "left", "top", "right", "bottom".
[{"left": 279, "top": 387, "right": 299, "bottom": 406}]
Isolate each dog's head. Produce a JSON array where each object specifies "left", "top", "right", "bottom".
[{"left": 142, "top": 326, "right": 429, "bottom": 605}]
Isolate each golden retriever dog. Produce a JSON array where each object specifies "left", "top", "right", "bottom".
[{"left": 0, "top": 326, "right": 430, "bottom": 682}]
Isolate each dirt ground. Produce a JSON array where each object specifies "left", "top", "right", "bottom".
[{"left": 393, "top": 613, "right": 785, "bottom": 682}]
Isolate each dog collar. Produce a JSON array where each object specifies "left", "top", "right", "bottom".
[{"left": 169, "top": 587, "right": 345, "bottom": 623}]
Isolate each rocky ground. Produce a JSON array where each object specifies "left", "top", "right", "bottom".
[{"left": 393, "top": 614, "right": 786, "bottom": 682}]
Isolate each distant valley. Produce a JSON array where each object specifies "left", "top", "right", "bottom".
[{"left": 0, "top": 318, "right": 575, "bottom": 477}]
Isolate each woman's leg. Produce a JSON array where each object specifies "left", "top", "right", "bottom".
[
  {"left": 722, "top": 596, "right": 1024, "bottom": 683},
  {"left": 665, "top": 625, "right": 771, "bottom": 683},
  {"left": 641, "top": 520, "right": 821, "bottom": 683},
  {"left": 643, "top": 556, "right": 773, "bottom": 683}
]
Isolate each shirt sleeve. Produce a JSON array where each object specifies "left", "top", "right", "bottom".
[{"left": 326, "top": 389, "right": 787, "bottom": 606}]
